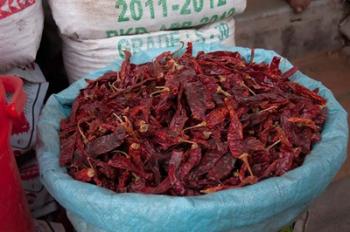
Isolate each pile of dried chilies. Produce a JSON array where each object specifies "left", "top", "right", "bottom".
[{"left": 60, "top": 43, "right": 327, "bottom": 196}]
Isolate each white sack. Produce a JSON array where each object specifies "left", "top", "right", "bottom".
[
  {"left": 63, "top": 18, "right": 236, "bottom": 83},
  {"left": 0, "top": 0, "right": 44, "bottom": 70},
  {"left": 48, "top": 0, "right": 246, "bottom": 39}
]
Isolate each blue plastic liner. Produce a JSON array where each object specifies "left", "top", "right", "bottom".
[{"left": 37, "top": 44, "right": 348, "bottom": 232}]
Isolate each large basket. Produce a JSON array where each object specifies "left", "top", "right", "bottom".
[{"left": 37, "top": 44, "right": 348, "bottom": 232}]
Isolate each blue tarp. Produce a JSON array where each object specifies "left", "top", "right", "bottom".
[{"left": 36, "top": 44, "right": 348, "bottom": 232}]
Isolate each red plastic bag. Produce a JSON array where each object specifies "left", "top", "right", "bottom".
[{"left": 0, "top": 76, "right": 33, "bottom": 232}]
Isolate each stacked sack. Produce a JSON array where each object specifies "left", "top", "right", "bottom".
[
  {"left": 47, "top": 0, "right": 247, "bottom": 82},
  {"left": 0, "top": 0, "right": 47, "bottom": 154},
  {"left": 0, "top": 0, "right": 43, "bottom": 70},
  {"left": 0, "top": 0, "right": 54, "bottom": 218}
]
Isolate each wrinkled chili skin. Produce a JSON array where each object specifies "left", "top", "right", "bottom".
[{"left": 59, "top": 43, "right": 327, "bottom": 196}]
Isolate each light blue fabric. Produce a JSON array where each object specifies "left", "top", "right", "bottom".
[{"left": 36, "top": 44, "right": 348, "bottom": 232}]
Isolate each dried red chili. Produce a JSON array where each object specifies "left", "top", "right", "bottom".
[{"left": 59, "top": 43, "right": 327, "bottom": 196}]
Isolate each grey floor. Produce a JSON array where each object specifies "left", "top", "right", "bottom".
[{"left": 294, "top": 177, "right": 350, "bottom": 232}]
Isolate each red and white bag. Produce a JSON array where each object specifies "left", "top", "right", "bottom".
[
  {"left": 1, "top": 63, "right": 49, "bottom": 154},
  {"left": 0, "top": 0, "right": 44, "bottom": 70}
]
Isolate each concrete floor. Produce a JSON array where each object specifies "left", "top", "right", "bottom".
[
  {"left": 294, "top": 177, "right": 350, "bottom": 232},
  {"left": 236, "top": 0, "right": 344, "bottom": 59},
  {"left": 292, "top": 51, "right": 350, "bottom": 181}
]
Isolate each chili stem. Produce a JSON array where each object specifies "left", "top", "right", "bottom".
[
  {"left": 138, "top": 120, "right": 149, "bottom": 133},
  {"left": 239, "top": 153, "right": 254, "bottom": 177},
  {"left": 178, "top": 138, "right": 197, "bottom": 145},
  {"left": 150, "top": 86, "right": 170, "bottom": 97},
  {"left": 130, "top": 143, "right": 140, "bottom": 149},
  {"left": 115, "top": 150, "right": 130, "bottom": 158},
  {"left": 267, "top": 140, "right": 281, "bottom": 150},
  {"left": 86, "top": 157, "right": 94, "bottom": 170},
  {"left": 218, "top": 75, "right": 226, "bottom": 82},
  {"left": 200, "top": 184, "right": 224, "bottom": 194},
  {"left": 183, "top": 121, "right": 207, "bottom": 132},
  {"left": 108, "top": 82, "right": 117, "bottom": 93},
  {"left": 242, "top": 83, "right": 256, "bottom": 96},
  {"left": 77, "top": 120, "right": 88, "bottom": 144},
  {"left": 259, "top": 105, "right": 278, "bottom": 114},
  {"left": 113, "top": 113, "right": 123, "bottom": 124},
  {"left": 216, "top": 86, "right": 232, "bottom": 97}
]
